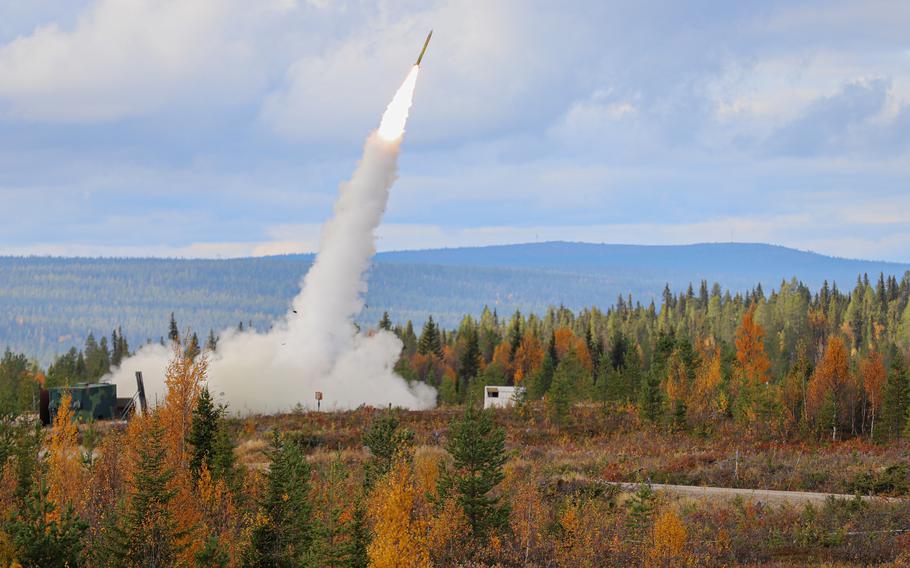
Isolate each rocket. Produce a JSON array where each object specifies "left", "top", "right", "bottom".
[{"left": 416, "top": 31, "right": 433, "bottom": 66}]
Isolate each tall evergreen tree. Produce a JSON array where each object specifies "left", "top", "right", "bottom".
[
  {"left": 880, "top": 348, "right": 908, "bottom": 439},
  {"left": 458, "top": 327, "right": 481, "bottom": 393},
  {"left": 378, "top": 311, "right": 392, "bottom": 331},
  {"left": 417, "top": 316, "right": 443, "bottom": 358},
  {"left": 107, "top": 419, "right": 185, "bottom": 568},
  {"left": 438, "top": 406, "right": 509, "bottom": 539},
  {"left": 246, "top": 431, "right": 316, "bottom": 567},
  {"left": 168, "top": 313, "right": 180, "bottom": 343}
]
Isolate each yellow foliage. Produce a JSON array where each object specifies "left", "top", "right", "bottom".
[
  {"left": 47, "top": 391, "right": 87, "bottom": 515},
  {"left": 367, "top": 459, "right": 431, "bottom": 568},
  {"left": 160, "top": 344, "right": 208, "bottom": 471},
  {"left": 555, "top": 501, "right": 597, "bottom": 568},
  {"left": 647, "top": 509, "right": 688, "bottom": 567}
]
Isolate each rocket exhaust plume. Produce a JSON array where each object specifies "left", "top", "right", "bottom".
[{"left": 105, "top": 60, "right": 435, "bottom": 412}]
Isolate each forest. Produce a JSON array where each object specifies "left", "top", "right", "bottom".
[
  {"left": 3, "top": 242, "right": 908, "bottom": 364},
  {"left": 2, "top": 273, "right": 910, "bottom": 566}
]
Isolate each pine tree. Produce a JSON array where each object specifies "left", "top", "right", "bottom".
[
  {"left": 168, "top": 313, "right": 180, "bottom": 344},
  {"left": 530, "top": 353, "right": 555, "bottom": 399},
  {"left": 438, "top": 406, "right": 509, "bottom": 539},
  {"left": 547, "top": 367, "right": 572, "bottom": 427},
  {"left": 626, "top": 483, "right": 655, "bottom": 534},
  {"left": 7, "top": 479, "right": 87, "bottom": 568},
  {"left": 188, "top": 387, "right": 220, "bottom": 482},
  {"left": 107, "top": 418, "right": 186, "bottom": 568},
  {"left": 417, "top": 316, "right": 443, "bottom": 358},
  {"left": 362, "top": 411, "right": 414, "bottom": 489},
  {"left": 458, "top": 327, "right": 481, "bottom": 392},
  {"left": 881, "top": 349, "right": 910, "bottom": 438},
  {"left": 246, "top": 431, "right": 316, "bottom": 567},
  {"left": 378, "top": 312, "right": 392, "bottom": 331},
  {"left": 205, "top": 329, "right": 218, "bottom": 352},
  {"left": 639, "top": 369, "right": 664, "bottom": 423},
  {"left": 185, "top": 332, "right": 201, "bottom": 361}
]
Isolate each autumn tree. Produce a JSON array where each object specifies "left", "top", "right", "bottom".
[
  {"left": 806, "top": 336, "right": 852, "bottom": 440},
  {"left": 367, "top": 459, "right": 431, "bottom": 568},
  {"left": 860, "top": 351, "right": 886, "bottom": 439},
  {"left": 46, "top": 392, "right": 87, "bottom": 514},
  {"left": 733, "top": 305, "right": 772, "bottom": 424},
  {"left": 647, "top": 509, "right": 688, "bottom": 567},
  {"left": 512, "top": 332, "right": 544, "bottom": 386},
  {"left": 438, "top": 406, "right": 509, "bottom": 539},
  {"left": 686, "top": 349, "right": 725, "bottom": 428}
]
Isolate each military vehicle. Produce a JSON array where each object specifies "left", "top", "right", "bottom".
[{"left": 41, "top": 372, "right": 148, "bottom": 425}]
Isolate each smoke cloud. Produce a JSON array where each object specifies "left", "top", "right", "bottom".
[{"left": 105, "top": 66, "right": 436, "bottom": 412}]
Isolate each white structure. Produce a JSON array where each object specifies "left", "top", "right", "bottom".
[{"left": 483, "top": 386, "right": 524, "bottom": 409}]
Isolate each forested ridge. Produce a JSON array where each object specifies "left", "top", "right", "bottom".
[
  {"left": 3, "top": 262, "right": 910, "bottom": 566},
  {"left": 2, "top": 242, "right": 909, "bottom": 363}
]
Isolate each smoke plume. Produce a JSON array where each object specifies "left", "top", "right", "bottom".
[{"left": 105, "top": 66, "right": 436, "bottom": 412}]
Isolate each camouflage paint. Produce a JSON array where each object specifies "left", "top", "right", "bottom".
[{"left": 48, "top": 383, "right": 117, "bottom": 422}]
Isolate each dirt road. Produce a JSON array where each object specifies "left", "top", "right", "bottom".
[{"left": 610, "top": 482, "right": 899, "bottom": 506}]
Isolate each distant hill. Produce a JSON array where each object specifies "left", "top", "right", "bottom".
[{"left": 1, "top": 242, "right": 908, "bottom": 363}]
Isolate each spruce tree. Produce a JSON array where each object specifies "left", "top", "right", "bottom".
[
  {"left": 7, "top": 479, "right": 87, "bottom": 568},
  {"left": 378, "top": 311, "right": 392, "bottom": 331},
  {"left": 458, "top": 327, "right": 481, "bottom": 392},
  {"left": 168, "top": 313, "right": 180, "bottom": 343},
  {"left": 417, "top": 316, "right": 442, "bottom": 357},
  {"left": 362, "top": 411, "right": 414, "bottom": 489},
  {"left": 205, "top": 329, "right": 218, "bottom": 352},
  {"left": 188, "top": 387, "right": 220, "bottom": 482},
  {"left": 107, "top": 419, "right": 185, "bottom": 568},
  {"left": 247, "top": 431, "right": 316, "bottom": 567},
  {"left": 185, "top": 332, "right": 201, "bottom": 361},
  {"left": 638, "top": 369, "right": 664, "bottom": 423},
  {"left": 881, "top": 349, "right": 909, "bottom": 439},
  {"left": 547, "top": 367, "right": 572, "bottom": 427},
  {"left": 438, "top": 406, "right": 509, "bottom": 539}
]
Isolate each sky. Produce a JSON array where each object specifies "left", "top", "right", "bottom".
[{"left": 0, "top": 0, "right": 908, "bottom": 262}]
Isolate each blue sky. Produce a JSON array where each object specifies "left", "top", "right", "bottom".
[{"left": 1, "top": 0, "right": 908, "bottom": 261}]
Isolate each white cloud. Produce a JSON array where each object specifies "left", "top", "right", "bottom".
[{"left": 0, "top": 0, "right": 263, "bottom": 121}]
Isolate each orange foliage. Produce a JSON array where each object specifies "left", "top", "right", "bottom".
[
  {"left": 861, "top": 351, "right": 886, "bottom": 416},
  {"left": 491, "top": 341, "right": 513, "bottom": 376},
  {"left": 806, "top": 336, "right": 852, "bottom": 432},
  {"left": 47, "top": 391, "right": 87, "bottom": 514},
  {"left": 505, "top": 470, "right": 547, "bottom": 566},
  {"left": 160, "top": 344, "right": 208, "bottom": 470},
  {"left": 156, "top": 345, "right": 210, "bottom": 562},
  {"left": 735, "top": 305, "right": 770, "bottom": 387},
  {"left": 410, "top": 352, "right": 445, "bottom": 384},
  {"left": 554, "top": 328, "right": 592, "bottom": 371},
  {"left": 647, "top": 509, "right": 688, "bottom": 567},
  {"left": 686, "top": 349, "right": 725, "bottom": 424},
  {"left": 513, "top": 333, "right": 545, "bottom": 383}
]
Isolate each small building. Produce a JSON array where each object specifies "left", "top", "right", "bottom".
[
  {"left": 48, "top": 383, "right": 117, "bottom": 422},
  {"left": 483, "top": 386, "right": 524, "bottom": 409}
]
